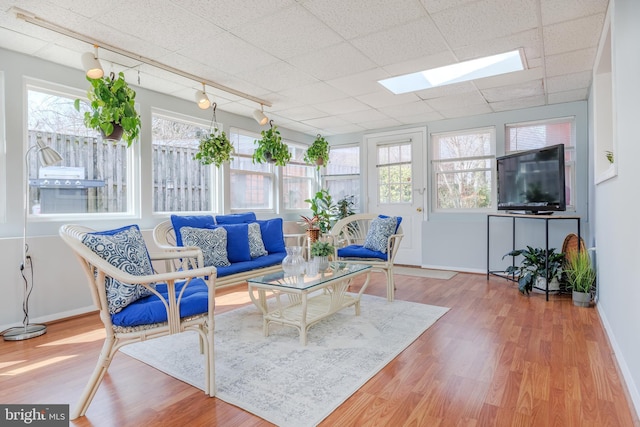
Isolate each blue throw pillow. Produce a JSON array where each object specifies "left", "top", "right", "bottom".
[
  {"left": 180, "top": 226, "right": 231, "bottom": 267},
  {"left": 215, "top": 212, "right": 257, "bottom": 224},
  {"left": 81, "top": 224, "right": 155, "bottom": 314},
  {"left": 217, "top": 223, "right": 252, "bottom": 262},
  {"left": 363, "top": 216, "right": 399, "bottom": 254},
  {"left": 256, "top": 218, "right": 286, "bottom": 254},
  {"left": 170, "top": 214, "right": 215, "bottom": 246},
  {"left": 248, "top": 222, "right": 268, "bottom": 258}
]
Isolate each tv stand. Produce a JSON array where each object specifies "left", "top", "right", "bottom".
[{"left": 486, "top": 213, "right": 581, "bottom": 301}]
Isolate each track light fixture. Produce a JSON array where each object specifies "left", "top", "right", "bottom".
[
  {"left": 195, "top": 82, "right": 211, "bottom": 110},
  {"left": 253, "top": 104, "right": 269, "bottom": 126},
  {"left": 81, "top": 44, "right": 104, "bottom": 79}
]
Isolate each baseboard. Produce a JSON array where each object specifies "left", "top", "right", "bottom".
[
  {"left": 0, "top": 305, "right": 97, "bottom": 333},
  {"left": 420, "top": 264, "right": 484, "bottom": 274},
  {"left": 597, "top": 304, "right": 640, "bottom": 423}
]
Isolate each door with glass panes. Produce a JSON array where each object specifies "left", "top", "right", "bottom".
[{"left": 365, "top": 128, "right": 425, "bottom": 266}]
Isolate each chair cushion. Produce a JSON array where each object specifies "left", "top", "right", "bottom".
[
  {"left": 363, "top": 216, "right": 400, "bottom": 253},
  {"left": 170, "top": 214, "right": 215, "bottom": 246},
  {"left": 248, "top": 222, "right": 268, "bottom": 258},
  {"left": 111, "top": 278, "right": 209, "bottom": 327},
  {"left": 256, "top": 218, "right": 286, "bottom": 254},
  {"left": 337, "top": 244, "right": 388, "bottom": 261},
  {"left": 180, "top": 226, "right": 230, "bottom": 267},
  {"left": 217, "top": 223, "right": 252, "bottom": 262},
  {"left": 82, "top": 224, "right": 155, "bottom": 314},
  {"left": 215, "top": 212, "right": 257, "bottom": 224},
  {"left": 215, "top": 253, "right": 286, "bottom": 277}
]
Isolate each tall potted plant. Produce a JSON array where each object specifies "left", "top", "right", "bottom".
[
  {"left": 304, "top": 189, "right": 335, "bottom": 234},
  {"left": 74, "top": 71, "right": 141, "bottom": 146},
  {"left": 564, "top": 249, "right": 596, "bottom": 307},
  {"left": 304, "top": 134, "right": 330, "bottom": 169},
  {"left": 253, "top": 121, "right": 291, "bottom": 166}
]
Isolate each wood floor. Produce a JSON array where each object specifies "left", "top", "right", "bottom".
[{"left": 1, "top": 271, "right": 638, "bottom": 426}]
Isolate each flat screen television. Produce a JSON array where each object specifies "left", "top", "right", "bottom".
[{"left": 496, "top": 144, "right": 566, "bottom": 213}]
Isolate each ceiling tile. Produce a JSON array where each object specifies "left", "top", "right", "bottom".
[
  {"left": 378, "top": 100, "right": 434, "bottom": 118},
  {"left": 473, "top": 67, "right": 544, "bottom": 90},
  {"left": 314, "top": 97, "right": 371, "bottom": 115},
  {"left": 236, "top": 60, "right": 318, "bottom": 93},
  {"left": 382, "top": 51, "right": 458, "bottom": 76},
  {"left": 540, "top": 0, "right": 609, "bottom": 25},
  {"left": 357, "top": 90, "right": 422, "bottom": 109},
  {"left": 546, "top": 70, "right": 593, "bottom": 93},
  {"left": 489, "top": 95, "right": 546, "bottom": 112},
  {"left": 543, "top": 14, "right": 605, "bottom": 56},
  {"left": 337, "top": 108, "right": 391, "bottom": 124},
  {"left": 425, "top": 91, "right": 487, "bottom": 111},
  {"left": 481, "top": 80, "right": 544, "bottom": 103},
  {"left": 326, "top": 68, "right": 393, "bottom": 97},
  {"left": 288, "top": 42, "right": 377, "bottom": 81},
  {"left": 545, "top": 48, "right": 596, "bottom": 77},
  {"left": 548, "top": 88, "right": 589, "bottom": 104},
  {"left": 415, "top": 81, "right": 478, "bottom": 100},
  {"left": 172, "top": 0, "right": 296, "bottom": 30}
]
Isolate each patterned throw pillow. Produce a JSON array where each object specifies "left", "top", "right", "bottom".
[
  {"left": 248, "top": 222, "right": 268, "bottom": 258},
  {"left": 180, "top": 226, "right": 231, "bottom": 268},
  {"left": 82, "top": 225, "right": 155, "bottom": 315},
  {"left": 363, "top": 216, "right": 399, "bottom": 254}
]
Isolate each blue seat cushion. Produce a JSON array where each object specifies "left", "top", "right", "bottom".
[
  {"left": 337, "top": 244, "right": 388, "bottom": 261},
  {"left": 170, "top": 214, "right": 215, "bottom": 247},
  {"left": 215, "top": 252, "right": 286, "bottom": 277},
  {"left": 111, "top": 278, "right": 209, "bottom": 328}
]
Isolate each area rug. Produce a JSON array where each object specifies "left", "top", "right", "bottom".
[
  {"left": 120, "top": 294, "right": 449, "bottom": 427},
  {"left": 394, "top": 266, "right": 457, "bottom": 279}
]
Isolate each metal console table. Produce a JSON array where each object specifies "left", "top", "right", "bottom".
[{"left": 486, "top": 213, "right": 581, "bottom": 301}]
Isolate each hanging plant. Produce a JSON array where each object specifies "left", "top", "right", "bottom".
[
  {"left": 253, "top": 120, "right": 291, "bottom": 166},
  {"left": 194, "top": 103, "right": 234, "bottom": 167},
  {"left": 304, "top": 133, "right": 330, "bottom": 169},
  {"left": 74, "top": 71, "right": 141, "bottom": 146}
]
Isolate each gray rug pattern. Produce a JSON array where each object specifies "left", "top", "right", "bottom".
[{"left": 121, "top": 294, "right": 449, "bottom": 427}]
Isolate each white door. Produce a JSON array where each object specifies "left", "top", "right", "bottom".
[{"left": 365, "top": 127, "right": 426, "bottom": 266}]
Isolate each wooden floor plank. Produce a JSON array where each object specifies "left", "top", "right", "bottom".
[{"left": 0, "top": 271, "right": 638, "bottom": 426}]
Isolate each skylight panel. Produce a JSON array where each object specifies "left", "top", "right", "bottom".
[{"left": 378, "top": 49, "right": 526, "bottom": 94}]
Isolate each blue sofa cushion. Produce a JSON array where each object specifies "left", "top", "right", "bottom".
[
  {"left": 215, "top": 253, "right": 286, "bottom": 277},
  {"left": 216, "top": 223, "right": 252, "bottom": 262},
  {"left": 180, "top": 226, "right": 231, "bottom": 267},
  {"left": 170, "top": 214, "right": 215, "bottom": 247},
  {"left": 82, "top": 224, "right": 155, "bottom": 314},
  {"left": 248, "top": 222, "right": 268, "bottom": 258},
  {"left": 215, "top": 212, "right": 257, "bottom": 224},
  {"left": 363, "top": 216, "right": 401, "bottom": 254},
  {"left": 338, "top": 244, "right": 388, "bottom": 261},
  {"left": 111, "top": 278, "right": 209, "bottom": 327},
  {"left": 256, "top": 218, "right": 286, "bottom": 254}
]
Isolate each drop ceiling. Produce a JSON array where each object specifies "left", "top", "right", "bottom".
[{"left": 0, "top": 0, "right": 608, "bottom": 136}]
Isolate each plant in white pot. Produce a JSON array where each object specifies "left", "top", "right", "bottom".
[
  {"left": 310, "top": 240, "right": 334, "bottom": 272},
  {"left": 564, "top": 249, "right": 596, "bottom": 307}
]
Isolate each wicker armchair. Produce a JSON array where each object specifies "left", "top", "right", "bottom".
[
  {"left": 327, "top": 213, "right": 403, "bottom": 301},
  {"left": 59, "top": 224, "right": 216, "bottom": 419}
]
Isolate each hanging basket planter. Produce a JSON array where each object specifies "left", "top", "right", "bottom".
[{"left": 101, "top": 123, "right": 124, "bottom": 142}]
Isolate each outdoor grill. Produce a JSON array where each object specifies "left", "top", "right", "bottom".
[{"left": 30, "top": 166, "right": 104, "bottom": 213}]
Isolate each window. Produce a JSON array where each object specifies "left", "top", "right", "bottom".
[
  {"left": 27, "top": 84, "right": 133, "bottom": 215},
  {"left": 229, "top": 128, "right": 274, "bottom": 211},
  {"left": 151, "top": 112, "right": 214, "bottom": 213},
  {"left": 282, "top": 142, "right": 314, "bottom": 210},
  {"left": 506, "top": 118, "right": 575, "bottom": 209},
  {"left": 377, "top": 142, "right": 412, "bottom": 204},
  {"left": 431, "top": 127, "right": 494, "bottom": 211},
  {"left": 324, "top": 145, "right": 360, "bottom": 211}
]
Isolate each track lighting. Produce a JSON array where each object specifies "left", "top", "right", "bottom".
[
  {"left": 81, "top": 44, "right": 103, "bottom": 79},
  {"left": 195, "top": 82, "right": 211, "bottom": 110},
  {"left": 253, "top": 104, "right": 269, "bottom": 125}
]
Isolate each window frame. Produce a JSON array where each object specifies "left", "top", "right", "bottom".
[
  {"left": 281, "top": 140, "right": 315, "bottom": 212},
  {"left": 430, "top": 126, "right": 496, "bottom": 213},
  {"left": 24, "top": 78, "right": 138, "bottom": 220},
  {"left": 322, "top": 143, "right": 361, "bottom": 212},
  {"left": 505, "top": 117, "right": 576, "bottom": 212}
]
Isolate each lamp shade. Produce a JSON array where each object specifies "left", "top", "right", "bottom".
[
  {"left": 35, "top": 140, "right": 63, "bottom": 166},
  {"left": 81, "top": 51, "right": 104, "bottom": 79},
  {"left": 253, "top": 109, "right": 269, "bottom": 125},
  {"left": 195, "top": 90, "right": 211, "bottom": 110}
]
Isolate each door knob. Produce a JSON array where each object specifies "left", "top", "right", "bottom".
[{"left": 416, "top": 207, "right": 423, "bottom": 212}]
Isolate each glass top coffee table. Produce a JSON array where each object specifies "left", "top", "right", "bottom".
[{"left": 247, "top": 263, "right": 371, "bottom": 345}]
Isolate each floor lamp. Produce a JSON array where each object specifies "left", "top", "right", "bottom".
[{"left": 3, "top": 140, "right": 63, "bottom": 341}]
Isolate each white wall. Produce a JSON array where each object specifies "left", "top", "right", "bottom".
[{"left": 594, "top": 0, "right": 640, "bottom": 416}]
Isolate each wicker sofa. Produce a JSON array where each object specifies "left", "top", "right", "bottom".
[{"left": 153, "top": 212, "right": 286, "bottom": 289}]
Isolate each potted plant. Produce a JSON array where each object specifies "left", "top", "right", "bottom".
[
  {"left": 564, "top": 249, "right": 596, "bottom": 307},
  {"left": 310, "top": 240, "right": 334, "bottom": 272},
  {"left": 300, "top": 215, "right": 321, "bottom": 243},
  {"left": 253, "top": 121, "right": 291, "bottom": 166},
  {"left": 74, "top": 71, "right": 141, "bottom": 146},
  {"left": 304, "top": 189, "right": 336, "bottom": 234},
  {"left": 304, "top": 134, "right": 330, "bottom": 169},
  {"left": 194, "top": 105, "right": 234, "bottom": 167},
  {"left": 503, "top": 246, "right": 564, "bottom": 295}
]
